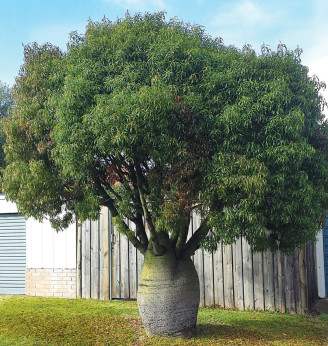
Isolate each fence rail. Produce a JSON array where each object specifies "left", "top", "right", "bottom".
[{"left": 78, "top": 207, "right": 318, "bottom": 312}]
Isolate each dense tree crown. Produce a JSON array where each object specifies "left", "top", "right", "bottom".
[{"left": 1, "top": 12, "right": 328, "bottom": 255}]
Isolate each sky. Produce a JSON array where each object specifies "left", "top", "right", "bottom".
[{"left": 1, "top": 0, "right": 328, "bottom": 103}]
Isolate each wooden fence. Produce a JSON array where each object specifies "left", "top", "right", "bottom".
[{"left": 77, "top": 207, "right": 318, "bottom": 312}]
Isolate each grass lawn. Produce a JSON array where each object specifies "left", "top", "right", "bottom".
[{"left": 0, "top": 296, "right": 327, "bottom": 345}]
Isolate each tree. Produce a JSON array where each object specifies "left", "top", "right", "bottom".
[
  {"left": 1, "top": 12, "right": 328, "bottom": 337},
  {"left": 0, "top": 81, "right": 13, "bottom": 168}
]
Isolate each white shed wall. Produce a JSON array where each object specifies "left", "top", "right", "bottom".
[
  {"left": 1, "top": 195, "right": 76, "bottom": 269},
  {"left": 26, "top": 218, "right": 76, "bottom": 269},
  {"left": 0, "top": 194, "right": 18, "bottom": 213}
]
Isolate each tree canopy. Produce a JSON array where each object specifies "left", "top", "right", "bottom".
[{"left": 1, "top": 12, "right": 328, "bottom": 255}]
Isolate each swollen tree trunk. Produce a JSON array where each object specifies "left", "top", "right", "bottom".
[{"left": 137, "top": 248, "right": 200, "bottom": 337}]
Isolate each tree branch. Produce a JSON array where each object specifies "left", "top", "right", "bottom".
[
  {"left": 135, "top": 165, "right": 166, "bottom": 256},
  {"left": 116, "top": 217, "right": 147, "bottom": 254},
  {"left": 174, "top": 214, "right": 191, "bottom": 258},
  {"left": 93, "top": 177, "right": 119, "bottom": 217},
  {"left": 181, "top": 220, "right": 210, "bottom": 258},
  {"left": 132, "top": 212, "right": 148, "bottom": 247}
]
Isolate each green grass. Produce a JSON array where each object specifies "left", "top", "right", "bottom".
[{"left": 0, "top": 296, "right": 327, "bottom": 345}]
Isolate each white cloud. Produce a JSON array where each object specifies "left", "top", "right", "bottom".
[
  {"left": 303, "top": 37, "right": 328, "bottom": 117},
  {"left": 301, "top": 1, "right": 328, "bottom": 115},
  {"left": 211, "top": 1, "right": 277, "bottom": 27},
  {"left": 104, "top": 0, "right": 167, "bottom": 12}
]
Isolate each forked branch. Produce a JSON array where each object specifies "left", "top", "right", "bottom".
[{"left": 182, "top": 220, "right": 210, "bottom": 258}]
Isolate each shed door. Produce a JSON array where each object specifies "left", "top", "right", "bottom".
[
  {"left": 324, "top": 226, "right": 328, "bottom": 296},
  {"left": 0, "top": 214, "right": 26, "bottom": 294}
]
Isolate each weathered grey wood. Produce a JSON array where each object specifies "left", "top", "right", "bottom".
[
  {"left": 213, "top": 243, "right": 224, "bottom": 307},
  {"left": 99, "top": 207, "right": 109, "bottom": 300},
  {"left": 293, "top": 249, "right": 302, "bottom": 314},
  {"left": 79, "top": 210, "right": 316, "bottom": 312},
  {"left": 278, "top": 253, "right": 286, "bottom": 313},
  {"left": 137, "top": 248, "right": 144, "bottom": 289},
  {"left": 242, "top": 240, "right": 254, "bottom": 310},
  {"left": 129, "top": 221, "right": 138, "bottom": 299},
  {"left": 99, "top": 216, "right": 104, "bottom": 300},
  {"left": 81, "top": 222, "right": 86, "bottom": 298},
  {"left": 91, "top": 220, "right": 100, "bottom": 299},
  {"left": 285, "top": 255, "right": 295, "bottom": 313},
  {"left": 263, "top": 250, "right": 274, "bottom": 311},
  {"left": 273, "top": 251, "right": 280, "bottom": 311},
  {"left": 233, "top": 238, "right": 244, "bottom": 310},
  {"left": 192, "top": 210, "right": 205, "bottom": 306},
  {"left": 223, "top": 244, "right": 234, "bottom": 308},
  {"left": 195, "top": 248, "right": 205, "bottom": 307},
  {"left": 299, "top": 248, "right": 307, "bottom": 312},
  {"left": 120, "top": 226, "right": 130, "bottom": 299},
  {"left": 306, "top": 242, "right": 317, "bottom": 311},
  {"left": 187, "top": 215, "right": 193, "bottom": 241},
  {"left": 76, "top": 222, "right": 82, "bottom": 298},
  {"left": 83, "top": 220, "right": 91, "bottom": 298},
  {"left": 253, "top": 251, "right": 264, "bottom": 310},
  {"left": 203, "top": 250, "right": 214, "bottom": 306},
  {"left": 189, "top": 216, "right": 195, "bottom": 265},
  {"left": 111, "top": 225, "right": 121, "bottom": 298}
]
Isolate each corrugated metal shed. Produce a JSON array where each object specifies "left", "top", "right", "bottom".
[{"left": 0, "top": 214, "right": 26, "bottom": 294}]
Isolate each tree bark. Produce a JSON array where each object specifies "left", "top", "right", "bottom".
[{"left": 137, "top": 248, "right": 200, "bottom": 337}]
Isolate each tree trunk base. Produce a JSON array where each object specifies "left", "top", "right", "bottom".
[{"left": 137, "top": 250, "right": 200, "bottom": 338}]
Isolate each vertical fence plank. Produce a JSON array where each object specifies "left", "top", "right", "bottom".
[
  {"left": 120, "top": 226, "right": 130, "bottom": 299},
  {"left": 299, "top": 248, "right": 307, "bottom": 312},
  {"left": 278, "top": 253, "right": 286, "bottom": 313},
  {"left": 137, "top": 249, "right": 144, "bottom": 290},
  {"left": 285, "top": 255, "right": 296, "bottom": 313},
  {"left": 99, "top": 214, "right": 105, "bottom": 300},
  {"left": 91, "top": 220, "right": 100, "bottom": 299},
  {"left": 263, "top": 251, "right": 275, "bottom": 311},
  {"left": 111, "top": 225, "right": 121, "bottom": 299},
  {"left": 193, "top": 210, "right": 205, "bottom": 306},
  {"left": 187, "top": 216, "right": 193, "bottom": 241},
  {"left": 253, "top": 251, "right": 264, "bottom": 310},
  {"left": 242, "top": 239, "right": 254, "bottom": 310},
  {"left": 195, "top": 248, "right": 205, "bottom": 307},
  {"left": 81, "top": 222, "right": 86, "bottom": 298},
  {"left": 223, "top": 244, "right": 234, "bottom": 308},
  {"left": 273, "top": 251, "right": 279, "bottom": 311},
  {"left": 76, "top": 222, "right": 82, "bottom": 298},
  {"left": 293, "top": 249, "right": 302, "bottom": 314},
  {"left": 99, "top": 207, "right": 109, "bottom": 300},
  {"left": 203, "top": 250, "right": 214, "bottom": 306},
  {"left": 213, "top": 243, "right": 224, "bottom": 308},
  {"left": 306, "top": 242, "right": 317, "bottom": 311},
  {"left": 104, "top": 208, "right": 110, "bottom": 300},
  {"left": 129, "top": 221, "right": 138, "bottom": 299},
  {"left": 84, "top": 220, "right": 91, "bottom": 298},
  {"left": 233, "top": 238, "right": 244, "bottom": 310}
]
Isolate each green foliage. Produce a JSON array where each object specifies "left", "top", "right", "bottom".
[
  {"left": 1, "top": 12, "right": 328, "bottom": 253},
  {"left": 0, "top": 81, "right": 13, "bottom": 118}
]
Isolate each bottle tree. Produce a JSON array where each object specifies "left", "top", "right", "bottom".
[{"left": 1, "top": 12, "right": 328, "bottom": 337}]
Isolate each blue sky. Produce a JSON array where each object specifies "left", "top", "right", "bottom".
[{"left": 1, "top": 0, "right": 328, "bottom": 102}]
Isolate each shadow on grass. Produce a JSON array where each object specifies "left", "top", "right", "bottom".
[{"left": 195, "top": 319, "right": 327, "bottom": 344}]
